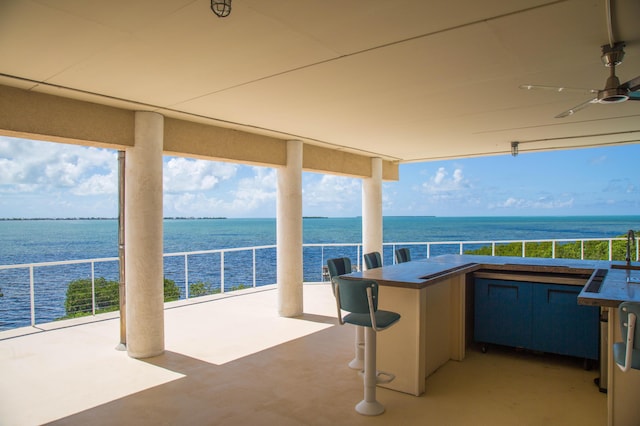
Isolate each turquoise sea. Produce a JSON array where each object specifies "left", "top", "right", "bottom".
[
  {"left": 1, "top": 216, "right": 639, "bottom": 330},
  {"left": 3, "top": 215, "right": 639, "bottom": 264}
]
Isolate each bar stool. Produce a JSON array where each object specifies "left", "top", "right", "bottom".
[
  {"left": 327, "top": 257, "right": 363, "bottom": 370},
  {"left": 613, "top": 302, "right": 640, "bottom": 372},
  {"left": 395, "top": 247, "right": 411, "bottom": 263},
  {"left": 364, "top": 251, "right": 382, "bottom": 270},
  {"left": 332, "top": 275, "right": 401, "bottom": 415}
]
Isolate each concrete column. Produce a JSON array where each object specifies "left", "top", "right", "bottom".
[
  {"left": 362, "top": 157, "right": 383, "bottom": 257},
  {"left": 125, "top": 111, "right": 165, "bottom": 358},
  {"left": 277, "top": 140, "right": 303, "bottom": 317}
]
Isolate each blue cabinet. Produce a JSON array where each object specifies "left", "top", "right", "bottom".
[
  {"left": 474, "top": 278, "right": 599, "bottom": 360},
  {"left": 475, "top": 279, "right": 533, "bottom": 348}
]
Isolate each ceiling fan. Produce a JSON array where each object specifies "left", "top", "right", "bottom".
[{"left": 520, "top": 41, "right": 640, "bottom": 118}]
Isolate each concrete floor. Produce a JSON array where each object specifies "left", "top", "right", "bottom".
[{"left": 0, "top": 284, "right": 606, "bottom": 426}]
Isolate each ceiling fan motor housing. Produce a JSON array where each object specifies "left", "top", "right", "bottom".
[
  {"left": 599, "top": 87, "right": 629, "bottom": 103},
  {"left": 598, "top": 43, "right": 629, "bottom": 103},
  {"left": 601, "top": 42, "right": 625, "bottom": 67}
]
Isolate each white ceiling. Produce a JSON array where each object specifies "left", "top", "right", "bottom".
[{"left": 1, "top": 0, "right": 639, "bottom": 162}]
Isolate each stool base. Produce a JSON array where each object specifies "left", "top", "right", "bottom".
[{"left": 355, "top": 400, "right": 385, "bottom": 416}]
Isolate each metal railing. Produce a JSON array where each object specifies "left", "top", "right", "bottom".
[{"left": 0, "top": 236, "right": 637, "bottom": 331}]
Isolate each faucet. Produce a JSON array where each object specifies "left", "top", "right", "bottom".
[{"left": 626, "top": 229, "right": 636, "bottom": 265}]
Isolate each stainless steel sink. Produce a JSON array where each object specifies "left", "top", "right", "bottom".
[{"left": 610, "top": 264, "right": 640, "bottom": 284}]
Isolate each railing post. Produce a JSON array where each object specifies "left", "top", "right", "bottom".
[
  {"left": 29, "top": 265, "right": 35, "bottom": 327},
  {"left": 581, "top": 240, "right": 585, "bottom": 260},
  {"left": 427, "top": 243, "right": 431, "bottom": 259},
  {"left": 522, "top": 241, "right": 525, "bottom": 257},
  {"left": 608, "top": 239, "right": 613, "bottom": 261},
  {"left": 220, "top": 251, "right": 225, "bottom": 293},
  {"left": 459, "top": 243, "right": 463, "bottom": 255},
  {"left": 91, "top": 261, "right": 96, "bottom": 316},
  {"left": 552, "top": 241, "right": 556, "bottom": 259},
  {"left": 252, "top": 248, "right": 257, "bottom": 288},
  {"left": 321, "top": 245, "right": 325, "bottom": 280},
  {"left": 492, "top": 242, "right": 496, "bottom": 256},
  {"left": 184, "top": 254, "right": 189, "bottom": 299}
]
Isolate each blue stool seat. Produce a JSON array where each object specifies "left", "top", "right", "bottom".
[{"left": 344, "top": 310, "right": 401, "bottom": 329}]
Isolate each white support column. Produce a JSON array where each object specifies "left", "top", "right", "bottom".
[
  {"left": 362, "top": 157, "right": 383, "bottom": 256},
  {"left": 277, "top": 140, "right": 303, "bottom": 317},
  {"left": 125, "top": 111, "right": 165, "bottom": 359},
  {"left": 351, "top": 157, "right": 383, "bottom": 370}
]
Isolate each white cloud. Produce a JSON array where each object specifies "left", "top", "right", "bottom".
[
  {"left": 73, "top": 170, "right": 118, "bottom": 196},
  {"left": 303, "top": 174, "right": 361, "bottom": 215},
  {"left": 163, "top": 157, "right": 237, "bottom": 193},
  {"left": 603, "top": 178, "right": 638, "bottom": 195},
  {"left": 589, "top": 155, "right": 607, "bottom": 165},
  {"left": 421, "top": 167, "right": 469, "bottom": 193},
  {"left": 163, "top": 166, "right": 277, "bottom": 217},
  {"left": 0, "top": 137, "right": 117, "bottom": 194},
  {"left": 231, "top": 167, "right": 277, "bottom": 210},
  {"left": 491, "top": 196, "right": 574, "bottom": 210}
]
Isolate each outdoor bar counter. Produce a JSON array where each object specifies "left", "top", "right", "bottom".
[{"left": 345, "top": 254, "right": 640, "bottom": 426}]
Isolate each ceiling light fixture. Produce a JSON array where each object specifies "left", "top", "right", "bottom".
[
  {"left": 511, "top": 141, "right": 519, "bottom": 157},
  {"left": 211, "top": 0, "right": 232, "bottom": 18}
]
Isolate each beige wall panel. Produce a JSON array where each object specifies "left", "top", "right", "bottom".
[
  {"left": 303, "top": 144, "right": 371, "bottom": 177},
  {"left": 383, "top": 160, "right": 399, "bottom": 181},
  {"left": 303, "top": 145, "right": 398, "bottom": 180},
  {"left": 163, "top": 118, "right": 286, "bottom": 167},
  {"left": 0, "top": 84, "right": 134, "bottom": 148}
]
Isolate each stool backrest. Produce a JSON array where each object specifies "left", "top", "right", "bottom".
[
  {"left": 620, "top": 302, "right": 640, "bottom": 350},
  {"left": 334, "top": 276, "right": 378, "bottom": 314},
  {"left": 615, "top": 302, "right": 640, "bottom": 372},
  {"left": 364, "top": 252, "right": 382, "bottom": 269},
  {"left": 395, "top": 248, "right": 411, "bottom": 263},
  {"left": 327, "top": 257, "right": 351, "bottom": 279}
]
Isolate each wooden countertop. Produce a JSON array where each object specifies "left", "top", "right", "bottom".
[{"left": 345, "top": 254, "right": 639, "bottom": 307}]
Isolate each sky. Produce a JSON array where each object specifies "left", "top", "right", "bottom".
[{"left": 0, "top": 135, "right": 639, "bottom": 218}]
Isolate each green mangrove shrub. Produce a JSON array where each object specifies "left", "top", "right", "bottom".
[
  {"left": 464, "top": 231, "right": 639, "bottom": 261},
  {"left": 63, "top": 277, "right": 180, "bottom": 319}
]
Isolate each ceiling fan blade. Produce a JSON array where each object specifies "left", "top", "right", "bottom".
[
  {"left": 555, "top": 97, "right": 599, "bottom": 118},
  {"left": 520, "top": 84, "right": 598, "bottom": 95},
  {"left": 628, "top": 91, "right": 640, "bottom": 100},
  {"left": 620, "top": 75, "right": 640, "bottom": 92}
]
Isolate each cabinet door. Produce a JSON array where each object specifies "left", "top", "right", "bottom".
[
  {"left": 531, "top": 284, "right": 599, "bottom": 360},
  {"left": 474, "top": 279, "right": 532, "bottom": 348}
]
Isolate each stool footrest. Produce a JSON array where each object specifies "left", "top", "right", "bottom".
[{"left": 358, "top": 369, "right": 395, "bottom": 384}]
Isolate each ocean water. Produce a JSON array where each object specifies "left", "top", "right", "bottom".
[{"left": 1, "top": 216, "right": 638, "bottom": 330}]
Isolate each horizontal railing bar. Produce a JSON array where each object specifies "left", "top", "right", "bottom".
[
  {"left": 163, "top": 244, "right": 277, "bottom": 258},
  {"left": 0, "top": 256, "right": 119, "bottom": 270}
]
